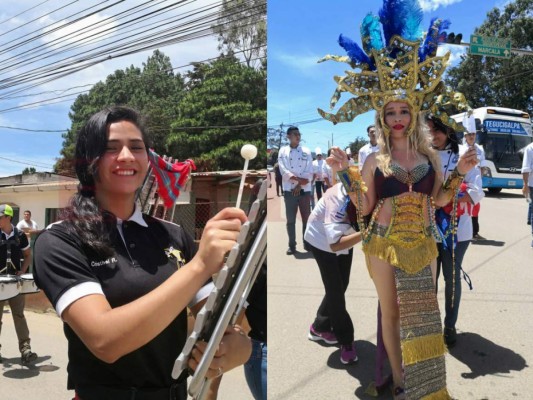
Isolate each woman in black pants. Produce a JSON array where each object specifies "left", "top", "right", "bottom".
[{"left": 304, "top": 181, "right": 362, "bottom": 364}]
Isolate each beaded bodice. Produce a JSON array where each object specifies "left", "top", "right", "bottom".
[{"left": 375, "top": 163, "right": 434, "bottom": 199}]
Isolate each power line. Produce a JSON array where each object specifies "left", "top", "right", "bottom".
[
  {"left": 0, "top": 125, "right": 67, "bottom": 133},
  {"left": 0, "top": 0, "right": 263, "bottom": 92},
  {"left": 0, "top": 155, "right": 54, "bottom": 169},
  {"left": 0, "top": 47, "right": 265, "bottom": 112},
  {"left": 0, "top": 0, "right": 84, "bottom": 39},
  {"left": 0, "top": 0, "right": 52, "bottom": 26}
]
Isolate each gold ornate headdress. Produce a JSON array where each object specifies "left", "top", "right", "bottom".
[{"left": 317, "top": 0, "right": 470, "bottom": 136}]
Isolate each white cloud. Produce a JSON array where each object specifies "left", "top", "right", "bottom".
[
  {"left": 419, "top": 0, "right": 464, "bottom": 12},
  {"left": 41, "top": 13, "right": 118, "bottom": 48},
  {"left": 274, "top": 51, "right": 322, "bottom": 76},
  {"left": 437, "top": 43, "right": 467, "bottom": 67}
]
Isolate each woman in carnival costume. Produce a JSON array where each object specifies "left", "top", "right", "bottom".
[{"left": 317, "top": 1, "right": 478, "bottom": 398}]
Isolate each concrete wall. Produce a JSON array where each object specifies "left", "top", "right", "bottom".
[{"left": 0, "top": 186, "right": 77, "bottom": 226}]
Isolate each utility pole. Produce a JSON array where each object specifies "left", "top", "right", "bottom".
[{"left": 278, "top": 123, "right": 284, "bottom": 150}]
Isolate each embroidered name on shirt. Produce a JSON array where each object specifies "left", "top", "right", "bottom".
[{"left": 91, "top": 257, "right": 118, "bottom": 267}]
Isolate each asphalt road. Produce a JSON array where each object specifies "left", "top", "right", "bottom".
[
  {"left": 268, "top": 185, "right": 532, "bottom": 400},
  {"left": 2, "top": 184, "right": 532, "bottom": 400}
]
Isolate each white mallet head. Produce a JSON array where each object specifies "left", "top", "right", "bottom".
[{"left": 241, "top": 144, "right": 258, "bottom": 160}]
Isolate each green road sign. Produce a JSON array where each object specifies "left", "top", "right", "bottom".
[{"left": 470, "top": 35, "right": 511, "bottom": 58}]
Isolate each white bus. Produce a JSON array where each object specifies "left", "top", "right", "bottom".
[{"left": 452, "top": 107, "right": 532, "bottom": 194}]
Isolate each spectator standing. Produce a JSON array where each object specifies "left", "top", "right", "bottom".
[
  {"left": 16, "top": 210, "right": 40, "bottom": 238},
  {"left": 358, "top": 125, "right": 379, "bottom": 168},
  {"left": 522, "top": 141, "right": 533, "bottom": 247},
  {"left": 273, "top": 163, "right": 283, "bottom": 196},
  {"left": 428, "top": 115, "right": 484, "bottom": 347},
  {"left": 278, "top": 126, "right": 313, "bottom": 254},
  {"left": 312, "top": 151, "right": 328, "bottom": 201},
  {"left": 0, "top": 204, "right": 38, "bottom": 364},
  {"left": 462, "top": 120, "right": 486, "bottom": 239}
]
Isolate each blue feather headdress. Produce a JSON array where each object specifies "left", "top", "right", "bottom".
[{"left": 317, "top": 0, "right": 470, "bottom": 135}]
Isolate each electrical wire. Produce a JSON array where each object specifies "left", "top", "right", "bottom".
[
  {"left": 0, "top": 1, "right": 264, "bottom": 92},
  {"left": 0, "top": 125, "right": 67, "bottom": 132},
  {"left": 0, "top": 155, "right": 54, "bottom": 169},
  {"left": 0, "top": 0, "right": 52, "bottom": 27}
]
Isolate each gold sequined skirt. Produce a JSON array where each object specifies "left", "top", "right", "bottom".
[{"left": 363, "top": 223, "right": 437, "bottom": 276}]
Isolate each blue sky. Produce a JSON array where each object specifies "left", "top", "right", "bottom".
[
  {"left": 268, "top": 0, "right": 512, "bottom": 154},
  {"left": 0, "top": 0, "right": 223, "bottom": 177}
]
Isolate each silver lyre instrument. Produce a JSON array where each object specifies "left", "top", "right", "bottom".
[
  {"left": 137, "top": 154, "right": 267, "bottom": 399},
  {"left": 173, "top": 179, "right": 267, "bottom": 400}
]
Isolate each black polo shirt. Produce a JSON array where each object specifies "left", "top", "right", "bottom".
[
  {"left": 245, "top": 263, "right": 266, "bottom": 342},
  {"left": 0, "top": 225, "right": 30, "bottom": 273},
  {"left": 34, "top": 211, "right": 200, "bottom": 390}
]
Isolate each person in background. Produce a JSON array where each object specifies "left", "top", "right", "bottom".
[
  {"left": 243, "top": 179, "right": 267, "bottom": 400},
  {"left": 16, "top": 210, "right": 41, "bottom": 239},
  {"left": 428, "top": 114, "right": 484, "bottom": 347},
  {"left": 33, "top": 106, "right": 251, "bottom": 400},
  {"left": 358, "top": 124, "right": 379, "bottom": 169},
  {"left": 310, "top": 156, "right": 317, "bottom": 210},
  {"left": 274, "top": 162, "right": 283, "bottom": 196},
  {"left": 0, "top": 204, "right": 38, "bottom": 364},
  {"left": 462, "top": 119, "right": 486, "bottom": 240},
  {"left": 278, "top": 126, "right": 313, "bottom": 254},
  {"left": 16, "top": 209, "right": 42, "bottom": 272},
  {"left": 521, "top": 140, "right": 533, "bottom": 247},
  {"left": 313, "top": 151, "right": 328, "bottom": 201},
  {"left": 324, "top": 148, "right": 334, "bottom": 190},
  {"left": 304, "top": 178, "right": 362, "bottom": 365}
]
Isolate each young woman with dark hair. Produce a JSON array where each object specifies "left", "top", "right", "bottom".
[
  {"left": 34, "top": 106, "right": 251, "bottom": 400},
  {"left": 427, "top": 113, "right": 484, "bottom": 348}
]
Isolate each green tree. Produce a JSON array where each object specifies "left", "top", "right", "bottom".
[
  {"left": 22, "top": 167, "right": 36, "bottom": 175},
  {"left": 267, "top": 126, "right": 288, "bottom": 151},
  {"left": 213, "top": 0, "right": 266, "bottom": 68},
  {"left": 167, "top": 55, "right": 266, "bottom": 171},
  {"left": 445, "top": 0, "right": 533, "bottom": 114},
  {"left": 55, "top": 50, "right": 184, "bottom": 175},
  {"left": 348, "top": 138, "right": 368, "bottom": 161}
]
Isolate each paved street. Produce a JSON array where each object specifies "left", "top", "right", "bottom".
[
  {"left": 2, "top": 184, "right": 532, "bottom": 400},
  {"left": 268, "top": 184, "right": 533, "bottom": 400},
  {"left": 0, "top": 309, "right": 253, "bottom": 399}
]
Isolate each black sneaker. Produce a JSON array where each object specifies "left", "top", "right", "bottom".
[
  {"left": 444, "top": 327, "right": 457, "bottom": 347},
  {"left": 21, "top": 348, "right": 37, "bottom": 364},
  {"left": 286, "top": 247, "right": 295, "bottom": 255}
]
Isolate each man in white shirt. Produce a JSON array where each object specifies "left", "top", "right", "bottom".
[
  {"left": 521, "top": 141, "right": 533, "bottom": 247},
  {"left": 462, "top": 122, "right": 486, "bottom": 240},
  {"left": 312, "top": 152, "right": 328, "bottom": 201},
  {"left": 358, "top": 125, "right": 379, "bottom": 168},
  {"left": 278, "top": 127, "right": 314, "bottom": 254},
  {"left": 16, "top": 210, "right": 40, "bottom": 239}
]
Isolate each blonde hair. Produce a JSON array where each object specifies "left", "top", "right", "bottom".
[{"left": 374, "top": 111, "right": 442, "bottom": 177}]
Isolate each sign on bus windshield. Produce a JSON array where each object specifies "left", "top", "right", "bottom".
[{"left": 484, "top": 119, "right": 529, "bottom": 135}]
